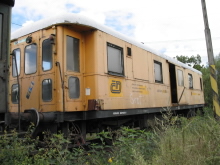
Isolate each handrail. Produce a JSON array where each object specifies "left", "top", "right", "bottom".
[
  {"left": 56, "top": 62, "right": 65, "bottom": 116},
  {"left": 11, "top": 52, "right": 21, "bottom": 132},
  {"left": 178, "top": 87, "right": 186, "bottom": 104}
]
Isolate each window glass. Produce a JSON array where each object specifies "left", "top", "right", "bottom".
[
  {"left": 127, "top": 47, "right": 131, "bottom": 56},
  {"left": 68, "top": 77, "right": 80, "bottom": 99},
  {"left": 154, "top": 61, "right": 163, "bottom": 83},
  {"left": 25, "top": 44, "right": 37, "bottom": 74},
  {"left": 12, "top": 49, "right": 21, "bottom": 77},
  {"left": 11, "top": 84, "right": 19, "bottom": 104},
  {"left": 42, "top": 39, "right": 52, "bottom": 71},
  {"left": 42, "top": 79, "right": 52, "bottom": 101},
  {"left": 200, "top": 78, "right": 203, "bottom": 90},
  {"left": 66, "top": 36, "right": 79, "bottom": 72},
  {"left": 107, "top": 43, "right": 124, "bottom": 75},
  {"left": 188, "top": 74, "right": 193, "bottom": 89},
  {"left": 177, "top": 69, "right": 184, "bottom": 86},
  {"left": 0, "top": 14, "right": 2, "bottom": 58}
]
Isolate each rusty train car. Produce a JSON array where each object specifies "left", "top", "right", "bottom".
[
  {"left": 6, "top": 13, "right": 204, "bottom": 138},
  {"left": 0, "top": 0, "right": 15, "bottom": 131}
]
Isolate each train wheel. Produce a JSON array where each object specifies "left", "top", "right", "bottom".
[{"left": 187, "top": 109, "right": 196, "bottom": 118}]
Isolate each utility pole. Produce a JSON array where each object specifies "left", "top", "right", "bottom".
[{"left": 201, "top": 0, "right": 220, "bottom": 117}]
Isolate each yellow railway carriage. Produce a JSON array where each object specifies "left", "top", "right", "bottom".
[{"left": 8, "top": 13, "right": 204, "bottom": 137}]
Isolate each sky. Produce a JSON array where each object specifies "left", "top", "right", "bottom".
[{"left": 11, "top": 0, "right": 220, "bottom": 66}]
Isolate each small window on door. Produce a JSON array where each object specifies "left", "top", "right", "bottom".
[
  {"left": 66, "top": 36, "right": 79, "bottom": 72},
  {"left": 11, "top": 84, "right": 19, "bottom": 104},
  {"left": 42, "top": 79, "right": 52, "bottom": 101},
  {"left": 177, "top": 69, "right": 184, "bottom": 86},
  {"left": 69, "top": 77, "right": 80, "bottom": 99},
  {"left": 188, "top": 73, "right": 193, "bottom": 89},
  {"left": 154, "top": 61, "right": 163, "bottom": 83}
]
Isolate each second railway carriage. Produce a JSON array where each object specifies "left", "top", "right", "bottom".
[
  {"left": 0, "top": 0, "right": 15, "bottom": 131},
  {"left": 8, "top": 13, "right": 204, "bottom": 137}
]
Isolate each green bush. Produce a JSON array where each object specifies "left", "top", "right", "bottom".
[
  {"left": 1, "top": 109, "right": 220, "bottom": 165},
  {"left": 0, "top": 130, "right": 35, "bottom": 165}
]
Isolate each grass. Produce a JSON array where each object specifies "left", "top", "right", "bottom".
[
  {"left": 152, "top": 114, "right": 220, "bottom": 165},
  {"left": 1, "top": 107, "right": 220, "bottom": 165}
]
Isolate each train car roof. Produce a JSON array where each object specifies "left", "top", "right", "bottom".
[
  {"left": 11, "top": 13, "right": 201, "bottom": 74},
  {"left": 1, "top": 0, "right": 15, "bottom": 7}
]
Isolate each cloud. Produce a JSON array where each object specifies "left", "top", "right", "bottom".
[
  {"left": 11, "top": 0, "right": 220, "bottom": 65},
  {"left": 22, "top": 20, "right": 35, "bottom": 27},
  {"left": 104, "top": 11, "right": 135, "bottom": 37}
]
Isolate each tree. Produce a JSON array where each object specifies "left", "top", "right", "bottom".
[
  {"left": 201, "top": 66, "right": 212, "bottom": 107},
  {"left": 174, "top": 54, "right": 204, "bottom": 71}
]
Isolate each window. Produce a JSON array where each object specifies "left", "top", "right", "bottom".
[
  {"left": 66, "top": 36, "right": 79, "bottom": 72},
  {"left": 177, "top": 69, "right": 184, "bottom": 86},
  {"left": 25, "top": 44, "right": 37, "bottom": 74},
  {"left": 107, "top": 43, "right": 124, "bottom": 76},
  {"left": 68, "top": 77, "right": 80, "bottom": 99},
  {"left": 127, "top": 47, "right": 131, "bottom": 56},
  {"left": 42, "top": 39, "right": 53, "bottom": 71},
  {"left": 42, "top": 79, "right": 52, "bottom": 101},
  {"left": 12, "top": 49, "right": 21, "bottom": 77},
  {"left": 0, "top": 14, "right": 2, "bottom": 58},
  {"left": 11, "top": 84, "right": 19, "bottom": 104},
  {"left": 188, "top": 74, "right": 193, "bottom": 89},
  {"left": 200, "top": 78, "right": 203, "bottom": 90},
  {"left": 154, "top": 61, "right": 163, "bottom": 83}
]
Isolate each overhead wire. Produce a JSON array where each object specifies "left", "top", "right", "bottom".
[
  {"left": 143, "top": 37, "right": 220, "bottom": 44},
  {"left": 12, "top": 22, "right": 22, "bottom": 26}
]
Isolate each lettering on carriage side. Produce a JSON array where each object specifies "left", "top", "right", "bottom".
[
  {"left": 132, "top": 83, "right": 149, "bottom": 95},
  {"left": 113, "top": 112, "right": 127, "bottom": 115},
  {"left": 191, "top": 92, "right": 200, "bottom": 96},
  {"left": 109, "top": 79, "right": 123, "bottom": 97},
  {"left": 157, "top": 89, "right": 168, "bottom": 93}
]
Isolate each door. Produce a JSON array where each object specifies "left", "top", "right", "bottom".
[
  {"left": 64, "top": 28, "right": 85, "bottom": 111},
  {"left": 169, "top": 63, "right": 178, "bottom": 104}
]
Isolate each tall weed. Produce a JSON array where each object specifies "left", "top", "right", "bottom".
[{"left": 152, "top": 108, "right": 220, "bottom": 165}]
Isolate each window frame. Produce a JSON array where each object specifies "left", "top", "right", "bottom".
[
  {"left": 107, "top": 42, "right": 124, "bottom": 76},
  {"left": 188, "top": 73, "right": 193, "bottom": 89},
  {"left": 42, "top": 79, "right": 53, "bottom": 102},
  {"left": 177, "top": 69, "right": 184, "bottom": 86},
  {"left": 12, "top": 48, "right": 21, "bottom": 77},
  {"left": 68, "top": 76, "right": 80, "bottom": 99},
  {"left": 200, "top": 77, "right": 203, "bottom": 90},
  {"left": 66, "top": 36, "right": 80, "bottom": 72},
  {"left": 154, "top": 60, "right": 163, "bottom": 83},
  {"left": 127, "top": 47, "right": 132, "bottom": 57},
  {"left": 25, "top": 43, "right": 37, "bottom": 75},
  {"left": 42, "top": 39, "right": 53, "bottom": 71}
]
